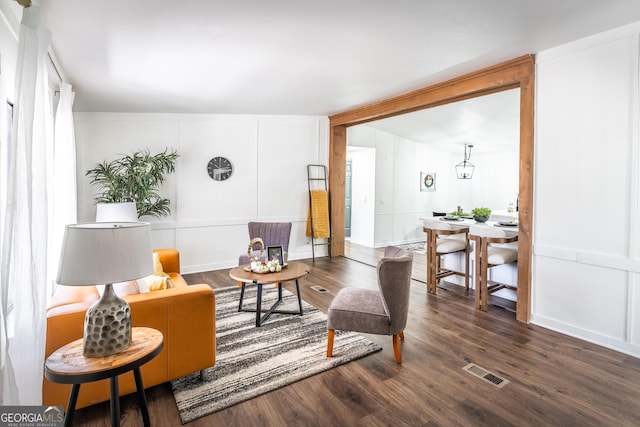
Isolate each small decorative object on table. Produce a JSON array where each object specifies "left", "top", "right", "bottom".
[
  {"left": 267, "top": 245, "right": 284, "bottom": 266},
  {"left": 247, "top": 238, "right": 284, "bottom": 273},
  {"left": 471, "top": 207, "right": 492, "bottom": 223},
  {"left": 248, "top": 237, "right": 265, "bottom": 271}
]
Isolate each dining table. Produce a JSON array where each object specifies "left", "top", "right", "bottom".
[
  {"left": 421, "top": 216, "right": 519, "bottom": 303},
  {"left": 421, "top": 216, "right": 519, "bottom": 234}
]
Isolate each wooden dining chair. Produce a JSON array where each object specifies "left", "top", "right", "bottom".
[
  {"left": 469, "top": 225, "right": 518, "bottom": 311},
  {"left": 423, "top": 220, "right": 470, "bottom": 294}
]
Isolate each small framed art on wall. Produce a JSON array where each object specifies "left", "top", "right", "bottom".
[{"left": 420, "top": 172, "right": 436, "bottom": 192}]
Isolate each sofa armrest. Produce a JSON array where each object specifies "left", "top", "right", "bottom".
[{"left": 154, "top": 248, "right": 180, "bottom": 274}]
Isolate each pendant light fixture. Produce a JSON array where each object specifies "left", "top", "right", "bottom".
[{"left": 455, "top": 144, "right": 475, "bottom": 179}]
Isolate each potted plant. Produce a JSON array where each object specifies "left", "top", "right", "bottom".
[
  {"left": 86, "top": 148, "right": 179, "bottom": 218},
  {"left": 471, "top": 207, "right": 492, "bottom": 223}
]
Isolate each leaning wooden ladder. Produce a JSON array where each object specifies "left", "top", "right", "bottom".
[{"left": 306, "top": 164, "right": 331, "bottom": 262}]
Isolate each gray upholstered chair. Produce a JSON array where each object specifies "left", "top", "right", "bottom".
[
  {"left": 326, "top": 246, "right": 413, "bottom": 364},
  {"left": 238, "top": 222, "right": 292, "bottom": 265}
]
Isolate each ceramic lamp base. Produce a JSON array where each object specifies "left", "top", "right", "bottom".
[{"left": 83, "top": 284, "right": 132, "bottom": 357}]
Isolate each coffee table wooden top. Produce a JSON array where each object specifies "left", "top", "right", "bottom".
[
  {"left": 229, "top": 261, "right": 309, "bottom": 284},
  {"left": 45, "top": 327, "right": 163, "bottom": 382}
]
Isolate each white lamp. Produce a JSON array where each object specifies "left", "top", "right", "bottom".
[
  {"left": 56, "top": 222, "right": 153, "bottom": 357},
  {"left": 95, "top": 202, "right": 138, "bottom": 222}
]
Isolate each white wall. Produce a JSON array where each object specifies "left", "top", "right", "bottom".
[
  {"left": 534, "top": 22, "right": 640, "bottom": 357},
  {"left": 347, "top": 125, "right": 519, "bottom": 248},
  {"left": 347, "top": 147, "right": 376, "bottom": 247},
  {"left": 74, "top": 113, "right": 329, "bottom": 272}
]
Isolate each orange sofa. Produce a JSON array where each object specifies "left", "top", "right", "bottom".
[{"left": 43, "top": 248, "right": 216, "bottom": 410}]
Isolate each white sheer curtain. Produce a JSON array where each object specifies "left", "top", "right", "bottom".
[
  {"left": 50, "top": 83, "right": 76, "bottom": 294},
  {"left": 0, "top": 5, "right": 53, "bottom": 405},
  {"left": 0, "top": 14, "right": 15, "bottom": 405}
]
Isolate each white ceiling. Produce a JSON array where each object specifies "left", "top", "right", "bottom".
[
  {"left": 30, "top": 0, "right": 640, "bottom": 117},
  {"left": 363, "top": 88, "right": 520, "bottom": 154}
]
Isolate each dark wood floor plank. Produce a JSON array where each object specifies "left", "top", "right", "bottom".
[{"left": 68, "top": 243, "right": 640, "bottom": 426}]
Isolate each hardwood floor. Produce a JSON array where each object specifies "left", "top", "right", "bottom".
[{"left": 71, "top": 243, "right": 640, "bottom": 426}]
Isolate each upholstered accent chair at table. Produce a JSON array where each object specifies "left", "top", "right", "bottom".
[
  {"left": 469, "top": 225, "right": 518, "bottom": 311},
  {"left": 423, "top": 219, "right": 470, "bottom": 294},
  {"left": 326, "top": 246, "right": 413, "bottom": 364},
  {"left": 238, "top": 222, "right": 292, "bottom": 265}
]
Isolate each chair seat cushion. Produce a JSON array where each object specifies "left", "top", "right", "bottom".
[
  {"left": 487, "top": 247, "right": 518, "bottom": 264},
  {"left": 327, "top": 287, "right": 391, "bottom": 335},
  {"left": 436, "top": 238, "right": 466, "bottom": 254}
]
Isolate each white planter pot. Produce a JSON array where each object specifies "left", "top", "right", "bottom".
[{"left": 95, "top": 202, "right": 138, "bottom": 222}]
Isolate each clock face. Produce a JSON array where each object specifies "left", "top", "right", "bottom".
[{"left": 207, "top": 156, "right": 233, "bottom": 181}]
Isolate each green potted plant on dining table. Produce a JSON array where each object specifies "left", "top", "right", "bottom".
[{"left": 471, "top": 207, "right": 492, "bottom": 223}]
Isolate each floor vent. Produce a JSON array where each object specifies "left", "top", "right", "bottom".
[
  {"left": 311, "top": 285, "right": 328, "bottom": 293},
  {"left": 462, "top": 363, "right": 509, "bottom": 389}
]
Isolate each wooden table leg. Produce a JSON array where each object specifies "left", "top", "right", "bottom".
[
  {"left": 426, "top": 229, "right": 437, "bottom": 294},
  {"left": 480, "top": 238, "right": 489, "bottom": 311},
  {"left": 473, "top": 236, "right": 483, "bottom": 310},
  {"left": 134, "top": 367, "right": 151, "bottom": 427}
]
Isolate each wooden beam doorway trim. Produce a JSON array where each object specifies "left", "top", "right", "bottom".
[{"left": 328, "top": 55, "right": 534, "bottom": 323}]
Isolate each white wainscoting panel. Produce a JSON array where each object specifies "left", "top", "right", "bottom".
[
  {"left": 533, "top": 256, "right": 628, "bottom": 340},
  {"left": 534, "top": 26, "right": 640, "bottom": 358},
  {"left": 178, "top": 117, "right": 259, "bottom": 221},
  {"left": 75, "top": 113, "right": 329, "bottom": 274}
]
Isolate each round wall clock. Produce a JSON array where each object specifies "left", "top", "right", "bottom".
[{"left": 207, "top": 156, "right": 233, "bottom": 181}]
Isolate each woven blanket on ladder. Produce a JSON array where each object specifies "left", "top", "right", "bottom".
[{"left": 306, "top": 190, "right": 330, "bottom": 238}]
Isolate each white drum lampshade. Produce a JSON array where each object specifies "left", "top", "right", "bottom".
[{"left": 56, "top": 222, "right": 153, "bottom": 357}]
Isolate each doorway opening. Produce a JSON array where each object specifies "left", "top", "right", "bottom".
[{"left": 329, "top": 55, "right": 534, "bottom": 322}]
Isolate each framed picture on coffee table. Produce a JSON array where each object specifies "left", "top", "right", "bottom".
[{"left": 267, "top": 245, "right": 284, "bottom": 265}]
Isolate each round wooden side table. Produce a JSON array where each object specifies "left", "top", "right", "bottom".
[{"left": 45, "top": 326, "right": 163, "bottom": 427}]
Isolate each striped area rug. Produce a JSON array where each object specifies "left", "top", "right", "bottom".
[{"left": 170, "top": 285, "right": 382, "bottom": 424}]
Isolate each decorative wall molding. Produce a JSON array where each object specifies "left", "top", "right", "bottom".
[
  {"left": 534, "top": 244, "right": 640, "bottom": 274},
  {"left": 532, "top": 313, "right": 640, "bottom": 359}
]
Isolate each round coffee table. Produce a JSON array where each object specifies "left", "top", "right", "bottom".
[{"left": 229, "top": 261, "right": 310, "bottom": 327}]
